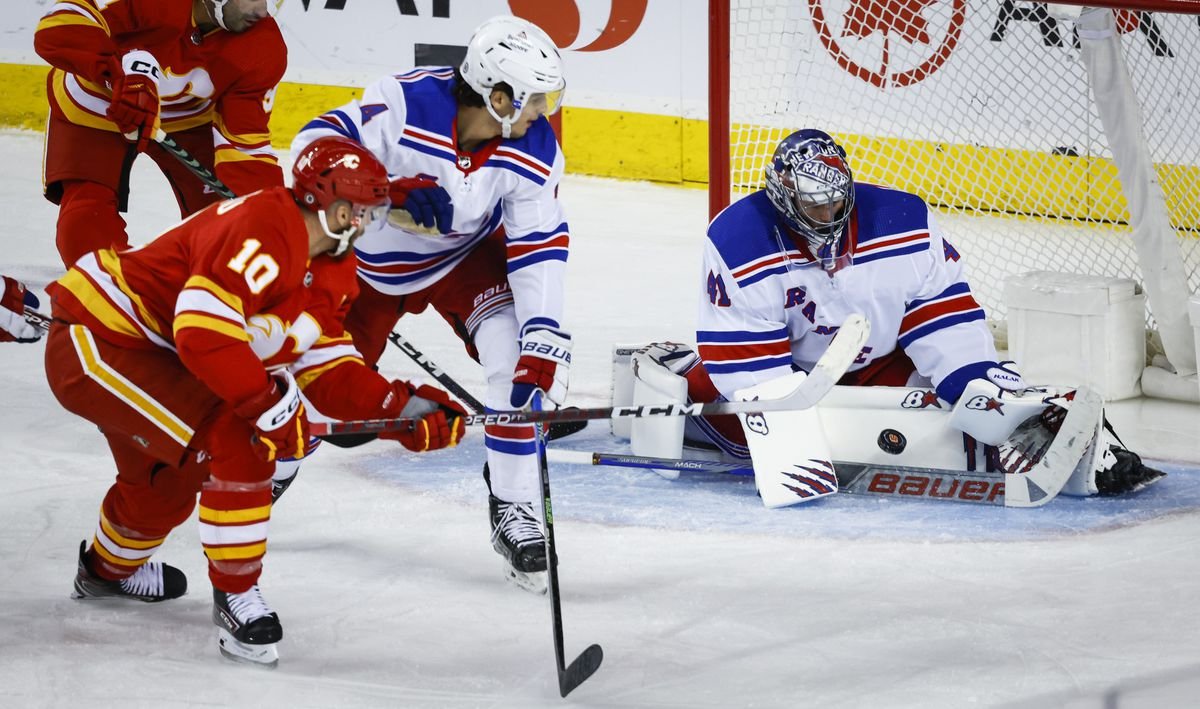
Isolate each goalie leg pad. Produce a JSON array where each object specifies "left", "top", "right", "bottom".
[
  {"left": 629, "top": 352, "right": 688, "bottom": 479},
  {"left": 947, "top": 379, "right": 1051, "bottom": 446},
  {"left": 735, "top": 372, "right": 837, "bottom": 509}
]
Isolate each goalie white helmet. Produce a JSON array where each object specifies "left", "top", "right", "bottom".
[{"left": 460, "top": 16, "right": 566, "bottom": 138}]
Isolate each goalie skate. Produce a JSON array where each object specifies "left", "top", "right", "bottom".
[
  {"left": 1095, "top": 445, "right": 1167, "bottom": 496},
  {"left": 213, "top": 586, "right": 282, "bottom": 668}
]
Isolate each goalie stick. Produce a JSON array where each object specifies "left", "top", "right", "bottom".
[
  {"left": 311, "top": 314, "right": 871, "bottom": 437},
  {"left": 546, "top": 386, "right": 1103, "bottom": 508},
  {"left": 386, "top": 330, "right": 586, "bottom": 441},
  {"left": 532, "top": 394, "right": 603, "bottom": 696}
]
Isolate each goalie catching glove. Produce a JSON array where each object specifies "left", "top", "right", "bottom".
[
  {"left": 389, "top": 177, "right": 454, "bottom": 234},
  {"left": 511, "top": 328, "right": 572, "bottom": 408},
  {"left": 1, "top": 276, "right": 42, "bottom": 343},
  {"left": 106, "top": 50, "right": 161, "bottom": 154},
  {"left": 379, "top": 382, "right": 467, "bottom": 452},
  {"left": 235, "top": 370, "right": 309, "bottom": 462}
]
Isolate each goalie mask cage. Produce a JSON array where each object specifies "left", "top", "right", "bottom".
[{"left": 709, "top": 0, "right": 1200, "bottom": 380}]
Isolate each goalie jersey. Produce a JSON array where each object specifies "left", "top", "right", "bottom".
[
  {"left": 290, "top": 68, "right": 570, "bottom": 338},
  {"left": 698, "top": 184, "right": 998, "bottom": 399}
]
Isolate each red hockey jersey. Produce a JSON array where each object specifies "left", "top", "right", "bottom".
[
  {"left": 35, "top": 0, "right": 286, "bottom": 194},
  {"left": 48, "top": 188, "right": 398, "bottom": 420}
]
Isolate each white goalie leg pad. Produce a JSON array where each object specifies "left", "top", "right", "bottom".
[
  {"left": 735, "top": 372, "right": 837, "bottom": 509},
  {"left": 629, "top": 352, "right": 687, "bottom": 480},
  {"left": 610, "top": 344, "right": 642, "bottom": 439},
  {"left": 1060, "top": 395, "right": 1111, "bottom": 496},
  {"left": 947, "top": 379, "right": 1052, "bottom": 446}
]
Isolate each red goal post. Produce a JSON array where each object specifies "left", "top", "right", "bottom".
[{"left": 708, "top": 0, "right": 1200, "bottom": 382}]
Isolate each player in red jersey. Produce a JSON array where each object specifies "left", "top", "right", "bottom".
[
  {"left": 35, "top": 0, "right": 288, "bottom": 267},
  {"left": 43, "top": 137, "right": 467, "bottom": 666}
]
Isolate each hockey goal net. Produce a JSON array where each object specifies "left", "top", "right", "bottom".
[{"left": 709, "top": 0, "right": 1200, "bottom": 375}]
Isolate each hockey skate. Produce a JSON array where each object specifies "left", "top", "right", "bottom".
[
  {"left": 270, "top": 472, "right": 297, "bottom": 503},
  {"left": 71, "top": 541, "right": 187, "bottom": 602},
  {"left": 212, "top": 585, "right": 283, "bottom": 667},
  {"left": 490, "top": 493, "right": 548, "bottom": 594},
  {"left": 1095, "top": 445, "right": 1166, "bottom": 496}
]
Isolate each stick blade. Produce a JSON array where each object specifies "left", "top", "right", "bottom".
[{"left": 558, "top": 643, "right": 604, "bottom": 697}]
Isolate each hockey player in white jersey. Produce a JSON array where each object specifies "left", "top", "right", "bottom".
[
  {"left": 289, "top": 16, "right": 569, "bottom": 590},
  {"left": 625, "top": 129, "right": 1162, "bottom": 504}
]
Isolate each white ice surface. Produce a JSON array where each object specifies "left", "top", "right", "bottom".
[{"left": 1, "top": 131, "right": 1198, "bottom": 708}]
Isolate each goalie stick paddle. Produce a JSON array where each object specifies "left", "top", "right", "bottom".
[
  {"left": 533, "top": 393, "right": 603, "bottom": 697},
  {"left": 385, "top": 331, "right": 587, "bottom": 441},
  {"left": 311, "top": 314, "right": 870, "bottom": 437}
]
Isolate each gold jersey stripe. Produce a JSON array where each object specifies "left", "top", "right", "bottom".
[
  {"left": 203, "top": 541, "right": 268, "bottom": 561},
  {"left": 198, "top": 504, "right": 272, "bottom": 525}
]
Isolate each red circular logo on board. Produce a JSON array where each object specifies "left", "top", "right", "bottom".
[{"left": 809, "top": 0, "right": 966, "bottom": 88}]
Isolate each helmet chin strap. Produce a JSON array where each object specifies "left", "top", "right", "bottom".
[
  {"left": 484, "top": 101, "right": 519, "bottom": 139},
  {"left": 317, "top": 210, "right": 357, "bottom": 257},
  {"left": 209, "top": 0, "right": 231, "bottom": 30}
]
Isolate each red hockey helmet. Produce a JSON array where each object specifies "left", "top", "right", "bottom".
[
  {"left": 292, "top": 136, "right": 389, "bottom": 213},
  {"left": 291, "top": 136, "right": 390, "bottom": 255}
]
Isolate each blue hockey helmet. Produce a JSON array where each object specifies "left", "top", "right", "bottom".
[{"left": 764, "top": 129, "right": 855, "bottom": 269}]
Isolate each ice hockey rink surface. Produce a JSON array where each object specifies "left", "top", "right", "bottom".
[{"left": 1, "top": 130, "right": 1198, "bottom": 708}]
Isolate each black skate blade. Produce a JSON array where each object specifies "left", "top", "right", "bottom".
[
  {"left": 547, "top": 418, "right": 586, "bottom": 441},
  {"left": 558, "top": 643, "right": 603, "bottom": 697}
]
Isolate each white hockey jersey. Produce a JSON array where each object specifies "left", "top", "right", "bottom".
[
  {"left": 290, "top": 67, "right": 570, "bottom": 338},
  {"left": 698, "top": 184, "right": 998, "bottom": 399}
]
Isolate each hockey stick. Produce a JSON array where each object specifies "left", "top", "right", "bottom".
[
  {"left": 154, "top": 130, "right": 236, "bottom": 199},
  {"left": 534, "top": 393, "right": 603, "bottom": 696},
  {"left": 385, "top": 330, "right": 587, "bottom": 441},
  {"left": 547, "top": 450, "right": 1011, "bottom": 506},
  {"left": 311, "top": 314, "right": 870, "bottom": 437},
  {"left": 23, "top": 307, "right": 51, "bottom": 332}
]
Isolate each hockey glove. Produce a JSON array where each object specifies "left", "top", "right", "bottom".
[
  {"left": 106, "top": 50, "right": 162, "bottom": 154},
  {"left": 0, "top": 276, "right": 42, "bottom": 343},
  {"left": 235, "top": 370, "right": 310, "bottom": 462},
  {"left": 380, "top": 382, "right": 468, "bottom": 451},
  {"left": 511, "top": 328, "right": 572, "bottom": 408},
  {"left": 936, "top": 360, "right": 1026, "bottom": 405},
  {"left": 388, "top": 177, "right": 454, "bottom": 234}
]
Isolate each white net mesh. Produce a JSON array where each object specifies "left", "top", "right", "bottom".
[{"left": 724, "top": 0, "right": 1200, "bottom": 336}]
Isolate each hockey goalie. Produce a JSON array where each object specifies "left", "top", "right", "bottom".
[{"left": 615, "top": 129, "right": 1164, "bottom": 509}]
